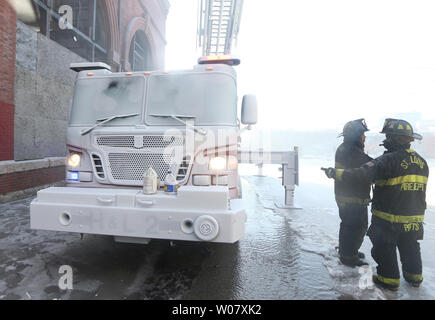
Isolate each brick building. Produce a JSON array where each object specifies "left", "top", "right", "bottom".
[
  {"left": 0, "top": 0, "right": 170, "bottom": 202},
  {"left": 0, "top": 1, "right": 16, "bottom": 161}
]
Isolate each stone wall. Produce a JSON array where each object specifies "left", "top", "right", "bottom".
[{"left": 14, "top": 21, "right": 87, "bottom": 161}]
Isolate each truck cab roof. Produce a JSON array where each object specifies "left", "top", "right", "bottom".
[{"left": 70, "top": 62, "right": 237, "bottom": 79}]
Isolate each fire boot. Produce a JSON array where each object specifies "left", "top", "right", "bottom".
[
  {"left": 339, "top": 255, "right": 368, "bottom": 267},
  {"left": 335, "top": 246, "right": 365, "bottom": 260},
  {"left": 403, "top": 271, "right": 423, "bottom": 288},
  {"left": 372, "top": 275, "right": 399, "bottom": 292}
]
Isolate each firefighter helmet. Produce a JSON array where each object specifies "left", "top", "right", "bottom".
[
  {"left": 380, "top": 118, "right": 422, "bottom": 140},
  {"left": 338, "top": 118, "right": 369, "bottom": 140}
]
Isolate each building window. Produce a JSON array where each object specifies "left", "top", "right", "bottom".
[
  {"left": 13, "top": 0, "right": 109, "bottom": 63},
  {"left": 129, "top": 31, "right": 152, "bottom": 72}
]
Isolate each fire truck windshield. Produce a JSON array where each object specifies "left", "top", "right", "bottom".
[
  {"left": 69, "top": 76, "right": 144, "bottom": 126},
  {"left": 146, "top": 73, "right": 237, "bottom": 126},
  {"left": 69, "top": 72, "right": 237, "bottom": 127}
]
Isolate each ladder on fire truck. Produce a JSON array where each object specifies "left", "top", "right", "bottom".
[{"left": 197, "top": 0, "right": 244, "bottom": 56}]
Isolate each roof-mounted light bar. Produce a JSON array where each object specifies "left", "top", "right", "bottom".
[
  {"left": 198, "top": 55, "right": 240, "bottom": 66},
  {"left": 70, "top": 62, "right": 112, "bottom": 73}
]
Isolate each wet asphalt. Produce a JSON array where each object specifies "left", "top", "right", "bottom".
[
  {"left": 0, "top": 195, "right": 212, "bottom": 300},
  {"left": 0, "top": 174, "right": 321, "bottom": 300}
]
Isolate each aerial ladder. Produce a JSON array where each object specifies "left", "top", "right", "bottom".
[{"left": 197, "top": 0, "right": 244, "bottom": 56}]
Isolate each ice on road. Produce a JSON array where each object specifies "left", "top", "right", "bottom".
[{"left": 237, "top": 159, "right": 435, "bottom": 300}]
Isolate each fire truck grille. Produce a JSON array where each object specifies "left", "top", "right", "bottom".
[
  {"left": 143, "top": 136, "right": 184, "bottom": 148},
  {"left": 108, "top": 153, "right": 173, "bottom": 182},
  {"left": 96, "top": 135, "right": 184, "bottom": 149},
  {"left": 97, "top": 136, "right": 134, "bottom": 148}
]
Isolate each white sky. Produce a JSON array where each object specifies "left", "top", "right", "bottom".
[{"left": 165, "top": 0, "right": 435, "bottom": 132}]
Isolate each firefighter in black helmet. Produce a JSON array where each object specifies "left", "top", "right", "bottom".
[
  {"left": 322, "top": 119, "right": 429, "bottom": 291},
  {"left": 334, "top": 119, "right": 372, "bottom": 267}
]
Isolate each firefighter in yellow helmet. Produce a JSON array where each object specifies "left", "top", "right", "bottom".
[
  {"left": 334, "top": 119, "right": 372, "bottom": 267},
  {"left": 322, "top": 119, "right": 429, "bottom": 291}
]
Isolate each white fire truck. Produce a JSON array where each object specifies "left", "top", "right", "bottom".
[{"left": 30, "top": 56, "right": 258, "bottom": 244}]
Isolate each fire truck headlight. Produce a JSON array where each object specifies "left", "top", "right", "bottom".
[
  {"left": 209, "top": 157, "right": 226, "bottom": 171},
  {"left": 67, "top": 153, "right": 81, "bottom": 168}
]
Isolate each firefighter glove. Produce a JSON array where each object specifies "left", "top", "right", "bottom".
[{"left": 321, "top": 167, "right": 336, "bottom": 179}]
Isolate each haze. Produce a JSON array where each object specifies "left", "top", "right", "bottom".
[{"left": 166, "top": 0, "right": 435, "bottom": 133}]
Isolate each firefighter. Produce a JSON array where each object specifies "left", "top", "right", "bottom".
[
  {"left": 322, "top": 119, "right": 428, "bottom": 291},
  {"left": 334, "top": 119, "right": 372, "bottom": 267}
]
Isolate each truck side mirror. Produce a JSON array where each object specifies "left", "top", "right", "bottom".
[{"left": 241, "top": 94, "right": 258, "bottom": 125}]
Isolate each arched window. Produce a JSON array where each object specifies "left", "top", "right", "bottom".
[{"left": 128, "top": 31, "right": 152, "bottom": 71}]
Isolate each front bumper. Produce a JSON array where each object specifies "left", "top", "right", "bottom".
[{"left": 30, "top": 186, "right": 246, "bottom": 243}]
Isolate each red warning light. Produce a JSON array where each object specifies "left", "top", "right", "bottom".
[{"left": 198, "top": 55, "right": 240, "bottom": 66}]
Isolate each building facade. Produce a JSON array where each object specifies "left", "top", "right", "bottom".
[{"left": 0, "top": 0, "right": 170, "bottom": 202}]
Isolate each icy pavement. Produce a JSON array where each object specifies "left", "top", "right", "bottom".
[
  {"left": 235, "top": 159, "right": 435, "bottom": 300},
  {"left": 0, "top": 198, "right": 212, "bottom": 300}
]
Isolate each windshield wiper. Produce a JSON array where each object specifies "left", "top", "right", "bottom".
[
  {"left": 149, "top": 114, "right": 207, "bottom": 135},
  {"left": 81, "top": 113, "right": 139, "bottom": 136}
]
